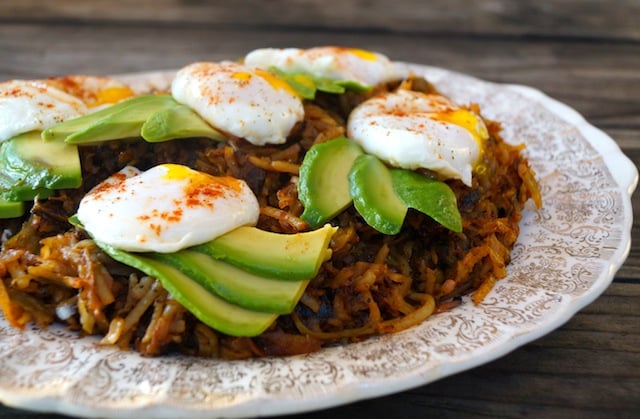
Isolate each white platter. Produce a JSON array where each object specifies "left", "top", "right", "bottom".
[{"left": 0, "top": 63, "right": 637, "bottom": 418}]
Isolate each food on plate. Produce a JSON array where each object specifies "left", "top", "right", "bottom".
[
  {"left": 347, "top": 90, "right": 488, "bottom": 186},
  {"left": 0, "top": 76, "right": 133, "bottom": 143},
  {"left": 0, "top": 75, "right": 134, "bottom": 217},
  {"left": 244, "top": 46, "right": 404, "bottom": 87},
  {"left": 171, "top": 61, "right": 305, "bottom": 145},
  {"left": 0, "top": 199, "right": 23, "bottom": 218},
  {"left": 76, "top": 164, "right": 261, "bottom": 253},
  {"left": 298, "top": 136, "right": 365, "bottom": 227},
  {"left": 0, "top": 46, "right": 541, "bottom": 359},
  {"left": 0, "top": 131, "right": 81, "bottom": 202},
  {"left": 43, "top": 94, "right": 226, "bottom": 144}
]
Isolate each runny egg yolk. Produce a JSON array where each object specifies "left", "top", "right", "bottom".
[
  {"left": 77, "top": 164, "right": 260, "bottom": 253},
  {"left": 345, "top": 48, "right": 378, "bottom": 61},
  {"left": 430, "top": 108, "right": 489, "bottom": 155},
  {"left": 88, "top": 86, "right": 135, "bottom": 107},
  {"left": 44, "top": 75, "right": 135, "bottom": 108}
]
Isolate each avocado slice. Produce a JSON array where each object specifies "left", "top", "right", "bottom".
[
  {"left": 41, "top": 95, "right": 166, "bottom": 142},
  {"left": 1, "top": 131, "right": 81, "bottom": 188},
  {"left": 150, "top": 250, "right": 309, "bottom": 314},
  {"left": 348, "top": 154, "right": 408, "bottom": 235},
  {"left": 0, "top": 198, "right": 25, "bottom": 219},
  {"left": 193, "top": 224, "right": 337, "bottom": 281},
  {"left": 42, "top": 95, "right": 177, "bottom": 144},
  {"left": 0, "top": 131, "right": 80, "bottom": 201},
  {"left": 141, "top": 104, "right": 227, "bottom": 142},
  {"left": 268, "top": 67, "right": 372, "bottom": 99},
  {"left": 298, "top": 137, "right": 364, "bottom": 227},
  {"left": 63, "top": 94, "right": 179, "bottom": 144},
  {"left": 0, "top": 176, "right": 52, "bottom": 201},
  {"left": 390, "top": 169, "right": 463, "bottom": 233},
  {"left": 97, "top": 242, "right": 278, "bottom": 337}
]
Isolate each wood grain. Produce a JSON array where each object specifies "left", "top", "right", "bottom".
[
  {"left": 3, "top": 0, "right": 640, "bottom": 41},
  {"left": 0, "top": 1, "right": 638, "bottom": 417}
]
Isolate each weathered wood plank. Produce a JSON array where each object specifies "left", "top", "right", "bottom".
[
  {"left": 564, "top": 305, "right": 640, "bottom": 331},
  {"left": 494, "top": 344, "right": 640, "bottom": 375},
  {"left": 422, "top": 372, "right": 640, "bottom": 409},
  {"left": 288, "top": 369, "right": 640, "bottom": 418},
  {"left": 580, "top": 293, "right": 640, "bottom": 316},
  {"left": 2, "top": 0, "right": 640, "bottom": 41},
  {"left": 609, "top": 129, "right": 640, "bottom": 151},
  {"left": 532, "top": 328, "right": 640, "bottom": 352},
  {"left": 617, "top": 148, "right": 640, "bottom": 280}
]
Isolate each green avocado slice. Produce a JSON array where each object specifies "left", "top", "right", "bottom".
[
  {"left": 348, "top": 154, "right": 408, "bottom": 235},
  {"left": 298, "top": 137, "right": 364, "bottom": 227},
  {"left": 97, "top": 242, "right": 278, "bottom": 337},
  {"left": 0, "top": 198, "right": 25, "bottom": 219},
  {"left": 267, "top": 67, "right": 372, "bottom": 99},
  {"left": 41, "top": 94, "right": 168, "bottom": 142},
  {"left": 0, "top": 180, "right": 52, "bottom": 202},
  {"left": 0, "top": 131, "right": 79, "bottom": 201},
  {"left": 1, "top": 131, "right": 81, "bottom": 188},
  {"left": 150, "top": 250, "right": 309, "bottom": 314},
  {"left": 390, "top": 169, "right": 462, "bottom": 233},
  {"left": 64, "top": 94, "right": 178, "bottom": 144},
  {"left": 193, "top": 224, "right": 337, "bottom": 281},
  {"left": 141, "top": 104, "right": 227, "bottom": 142}
]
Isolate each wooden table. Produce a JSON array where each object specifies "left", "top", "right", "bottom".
[{"left": 1, "top": 1, "right": 638, "bottom": 417}]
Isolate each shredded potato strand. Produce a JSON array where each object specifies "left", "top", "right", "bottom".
[
  {"left": 378, "top": 294, "right": 435, "bottom": 333},
  {"left": 0, "top": 279, "right": 31, "bottom": 328}
]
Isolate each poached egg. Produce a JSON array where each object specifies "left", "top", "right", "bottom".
[
  {"left": 77, "top": 164, "right": 260, "bottom": 253},
  {"left": 244, "top": 46, "right": 405, "bottom": 86},
  {"left": 171, "top": 61, "right": 304, "bottom": 146},
  {"left": 347, "top": 89, "right": 489, "bottom": 186},
  {"left": 0, "top": 80, "right": 87, "bottom": 143},
  {"left": 0, "top": 76, "right": 134, "bottom": 142},
  {"left": 44, "top": 75, "right": 134, "bottom": 108}
]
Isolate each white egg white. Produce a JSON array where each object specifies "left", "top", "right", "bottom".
[
  {"left": 0, "top": 80, "right": 88, "bottom": 142},
  {"left": 44, "top": 75, "right": 134, "bottom": 108},
  {"left": 171, "top": 61, "right": 304, "bottom": 146},
  {"left": 77, "top": 164, "right": 260, "bottom": 253},
  {"left": 0, "top": 76, "right": 134, "bottom": 142},
  {"left": 244, "top": 46, "right": 406, "bottom": 87},
  {"left": 347, "top": 90, "right": 487, "bottom": 186}
]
